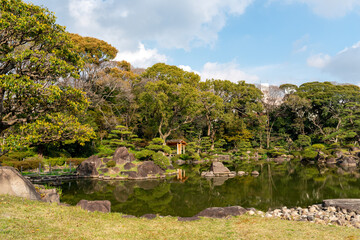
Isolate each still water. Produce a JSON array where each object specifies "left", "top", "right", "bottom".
[{"left": 60, "top": 162, "right": 360, "bottom": 217}]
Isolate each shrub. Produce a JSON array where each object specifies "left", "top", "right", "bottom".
[
  {"left": 4, "top": 157, "right": 44, "bottom": 170},
  {"left": 302, "top": 148, "right": 318, "bottom": 160},
  {"left": 0, "top": 155, "right": 16, "bottom": 163},
  {"left": 7, "top": 151, "right": 35, "bottom": 161},
  {"left": 96, "top": 145, "right": 115, "bottom": 158},
  {"left": 106, "top": 160, "right": 116, "bottom": 168},
  {"left": 66, "top": 158, "right": 86, "bottom": 166},
  {"left": 135, "top": 149, "right": 155, "bottom": 160},
  {"left": 45, "top": 157, "right": 66, "bottom": 166},
  {"left": 153, "top": 152, "right": 170, "bottom": 169},
  {"left": 312, "top": 144, "right": 326, "bottom": 152},
  {"left": 179, "top": 154, "right": 191, "bottom": 160}
]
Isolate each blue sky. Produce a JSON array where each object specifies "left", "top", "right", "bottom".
[{"left": 26, "top": 0, "right": 360, "bottom": 86}]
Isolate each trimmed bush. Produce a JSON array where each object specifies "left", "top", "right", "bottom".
[
  {"left": 302, "top": 148, "right": 318, "bottom": 160},
  {"left": 7, "top": 151, "right": 35, "bottom": 161},
  {"left": 0, "top": 155, "right": 16, "bottom": 163},
  {"left": 106, "top": 160, "right": 116, "bottom": 168},
  {"left": 66, "top": 158, "right": 86, "bottom": 166},
  {"left": 45, "top": 157, "right": 66, "bottom": 166},
  {"left": 96, "top": 145, "right": 115, "bottom": 158},
  {"left": 135, "top": 149, "right": 155, "bottom": 160},
  {"left": 3, "top": 157, "right": 43, "bottom": 170},
  {"left": 153, "top": 152, "right": 170, "bottom": 169}
]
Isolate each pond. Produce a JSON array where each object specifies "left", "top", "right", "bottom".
[{"left": 59, "top": 162, "right": 360, "bottom": 217}]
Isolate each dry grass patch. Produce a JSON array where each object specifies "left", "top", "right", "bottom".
[{"left": 0, "top": 195, "right": 360, "bottom": 240}]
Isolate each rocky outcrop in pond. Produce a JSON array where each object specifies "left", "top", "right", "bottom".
[
  {"left": 77, "top": 147, "right": 176, "bottom": 180},
  {"left": 76, "top": 155, "right": 101, "bottom": 177}
]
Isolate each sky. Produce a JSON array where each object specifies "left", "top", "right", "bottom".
[{"left": 26, "top": 0, "right": 360, "bottom": 86}]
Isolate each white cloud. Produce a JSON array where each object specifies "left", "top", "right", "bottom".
[
  {"left": 293, "top": 34, "right": 309, "bottom": 53},
  {"left": 200, "top": 62, "right": 259, "bottom": 83},
  {"left": 307, "top": 53, "right": 331, "bottom": 68},
  {"left": 29, "top": 0, "right": 254, "bottom": 71},
  {"left": 274, "top": 0, "right": 360, "bottom": 18},
  {"left": 65, "top": 0, "right": 254, "bottom": 50},
  {"left": 115, "top": 43, "right": 167, "bottom": 68},
  {"left": 307, "top": 41, "right": 360, "bottom": 82}
]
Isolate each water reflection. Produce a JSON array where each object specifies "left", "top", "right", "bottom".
[{"left": 60, "top": 162, "right": 360, "bottom": 217}]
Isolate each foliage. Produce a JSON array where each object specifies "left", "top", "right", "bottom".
[
  {"left": 145, "top": 138, "right": 171, "bottom": 154},
  {"left": 96, "top": 145, "right": 115, "bottom": 157},
  {"left": 135, "top": 149, "right": 155, "bottom": 161},
  {"left": 2, "top": 156, "right": 43, "bottom": 170},
  {"left": 152, "top": 152, "right": 170, "bottom": 169},
  {"left": 0, "top": 0, "right": 93, "bottom": 152},
  {"left": 106, "top": 160, "right": 116, "bottom": 168},
  {"left": 45, "top": 157, "right": 66, "bottom": 166}
]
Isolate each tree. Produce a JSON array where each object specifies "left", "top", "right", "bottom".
[
  {"left": 0, "top": 0, "right": 94, "bottom": 150},
  {"left": 296, "top": 82, "right": 360, "bottom": 144},
  {"left": 198, "top": 81, "right": 224, "bottom": 150},
  {"left": 139, "top": 63, "right": 201, "bottom": 143},
  {"left": 209, "top": 79, "right": 264, "bottom": 149}
]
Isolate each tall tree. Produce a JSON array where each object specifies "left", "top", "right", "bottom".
[
  {"left": 139, "top": 63, "right": 201, "bottom": 143},
  {"left": 0, "top": 0, "right": 94, "bottom": 150}
]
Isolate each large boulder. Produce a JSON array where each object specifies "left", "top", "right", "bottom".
[
  {"left": 76, "top": 200, "right": 111, "bottom": 213},
  {"left": 112, "top": 147, "right": 135, "bottom": 165},
  {"left": 210, "top": 162, "right": 230, "bottom": 173},
  {"left": 34, "top": 185, "right": 60, "bottom": 203},
  {"left": 76, "top": 155, "right": 101, "bottom": 177},
  {"left": 196, "top": 206, "right": 247, "bottom": 218},
  {"left": 338, "top": 156, "right": 358, "bottom": 167},
  {"left": 124, "top": 162, "right": 136, "bottom": 170},
  {"left": 137, "top": 161, "right": 164, "bottom": 177},
  {"left": 0, "top": 166, "right": 41, "bottom": 201}
]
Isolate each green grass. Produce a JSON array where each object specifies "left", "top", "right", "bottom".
[{"left": 1, "top": 195, "right": 360, "bottom": 240}]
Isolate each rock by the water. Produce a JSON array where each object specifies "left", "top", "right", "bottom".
[
  {"left": 35, "top": 185, "right": 60, "bottom": 203},
  {"left": 111, "top": 167, "right": 120, "bottom": 173},
  {"left": 0, "top": 166, "right": 41, "bottom": 201},
  {"left": 141, "top": 214, "right": 157, "bottom": 219},
  {"left": 99, "top": 168, "right": 109, "bottom": 173},
  {"left": 251, "top": 171, "right": 260, "bottom": 176},
  {"left": 76, "top": 155, "right": 101, "bottom": 177},
  {"left": 339, "top": 156, "right": 358, "bottom": 167},
  {"left": 76, "top": 200, "right": 111, "bottom": 213},
  {"left": 274, "top": 156, "right": 286, "bottom": 164},
  {"left": 113, "top": 147, "right": 135, "bottom": 165},
  {"left": 178, "top": 216, "right": 200, "bottom": 221},
  {"left": 237, "top": 171, "right": 246, "bottom": 176},
  {"left": 326, "top": 158, "right": 337, "bottom": 165},
  {"left": 137, "top": 161, "right": 164, "bottom": 178},
  {"left": 124, "top": 162, "right": 136, "bottom": 170},
  {"left": 210, "top": 162, "right": 230, "bottom": 173},
  {"left": 120, "top": 171, "right": 138, "bottom": 178},
  {"left": 196, "top": 206, "right": 247, "bottom": 218},
  {"left": 176, "top": 160, "right": 185, "bottom": 165},
  {"left": 323, "top": 199, "right": 360, "bottom": 213},
  {"left": 204, "top": 171, "right": 215, "bottom": 177}
]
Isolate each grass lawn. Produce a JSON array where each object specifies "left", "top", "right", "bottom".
[{"left": 0, "top": 195, "right": 359, "bottom": 240}]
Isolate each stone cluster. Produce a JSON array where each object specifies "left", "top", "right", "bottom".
[
  {"left": 248, "top": 204, "right": 360, "bottom": 229},
  {"left": 201, "top": 161, "right": 260, "bottom": 178}
]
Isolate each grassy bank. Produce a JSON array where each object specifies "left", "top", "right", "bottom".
[{"left": 0, "top": 195, "right": 359, "bottom": 240}]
